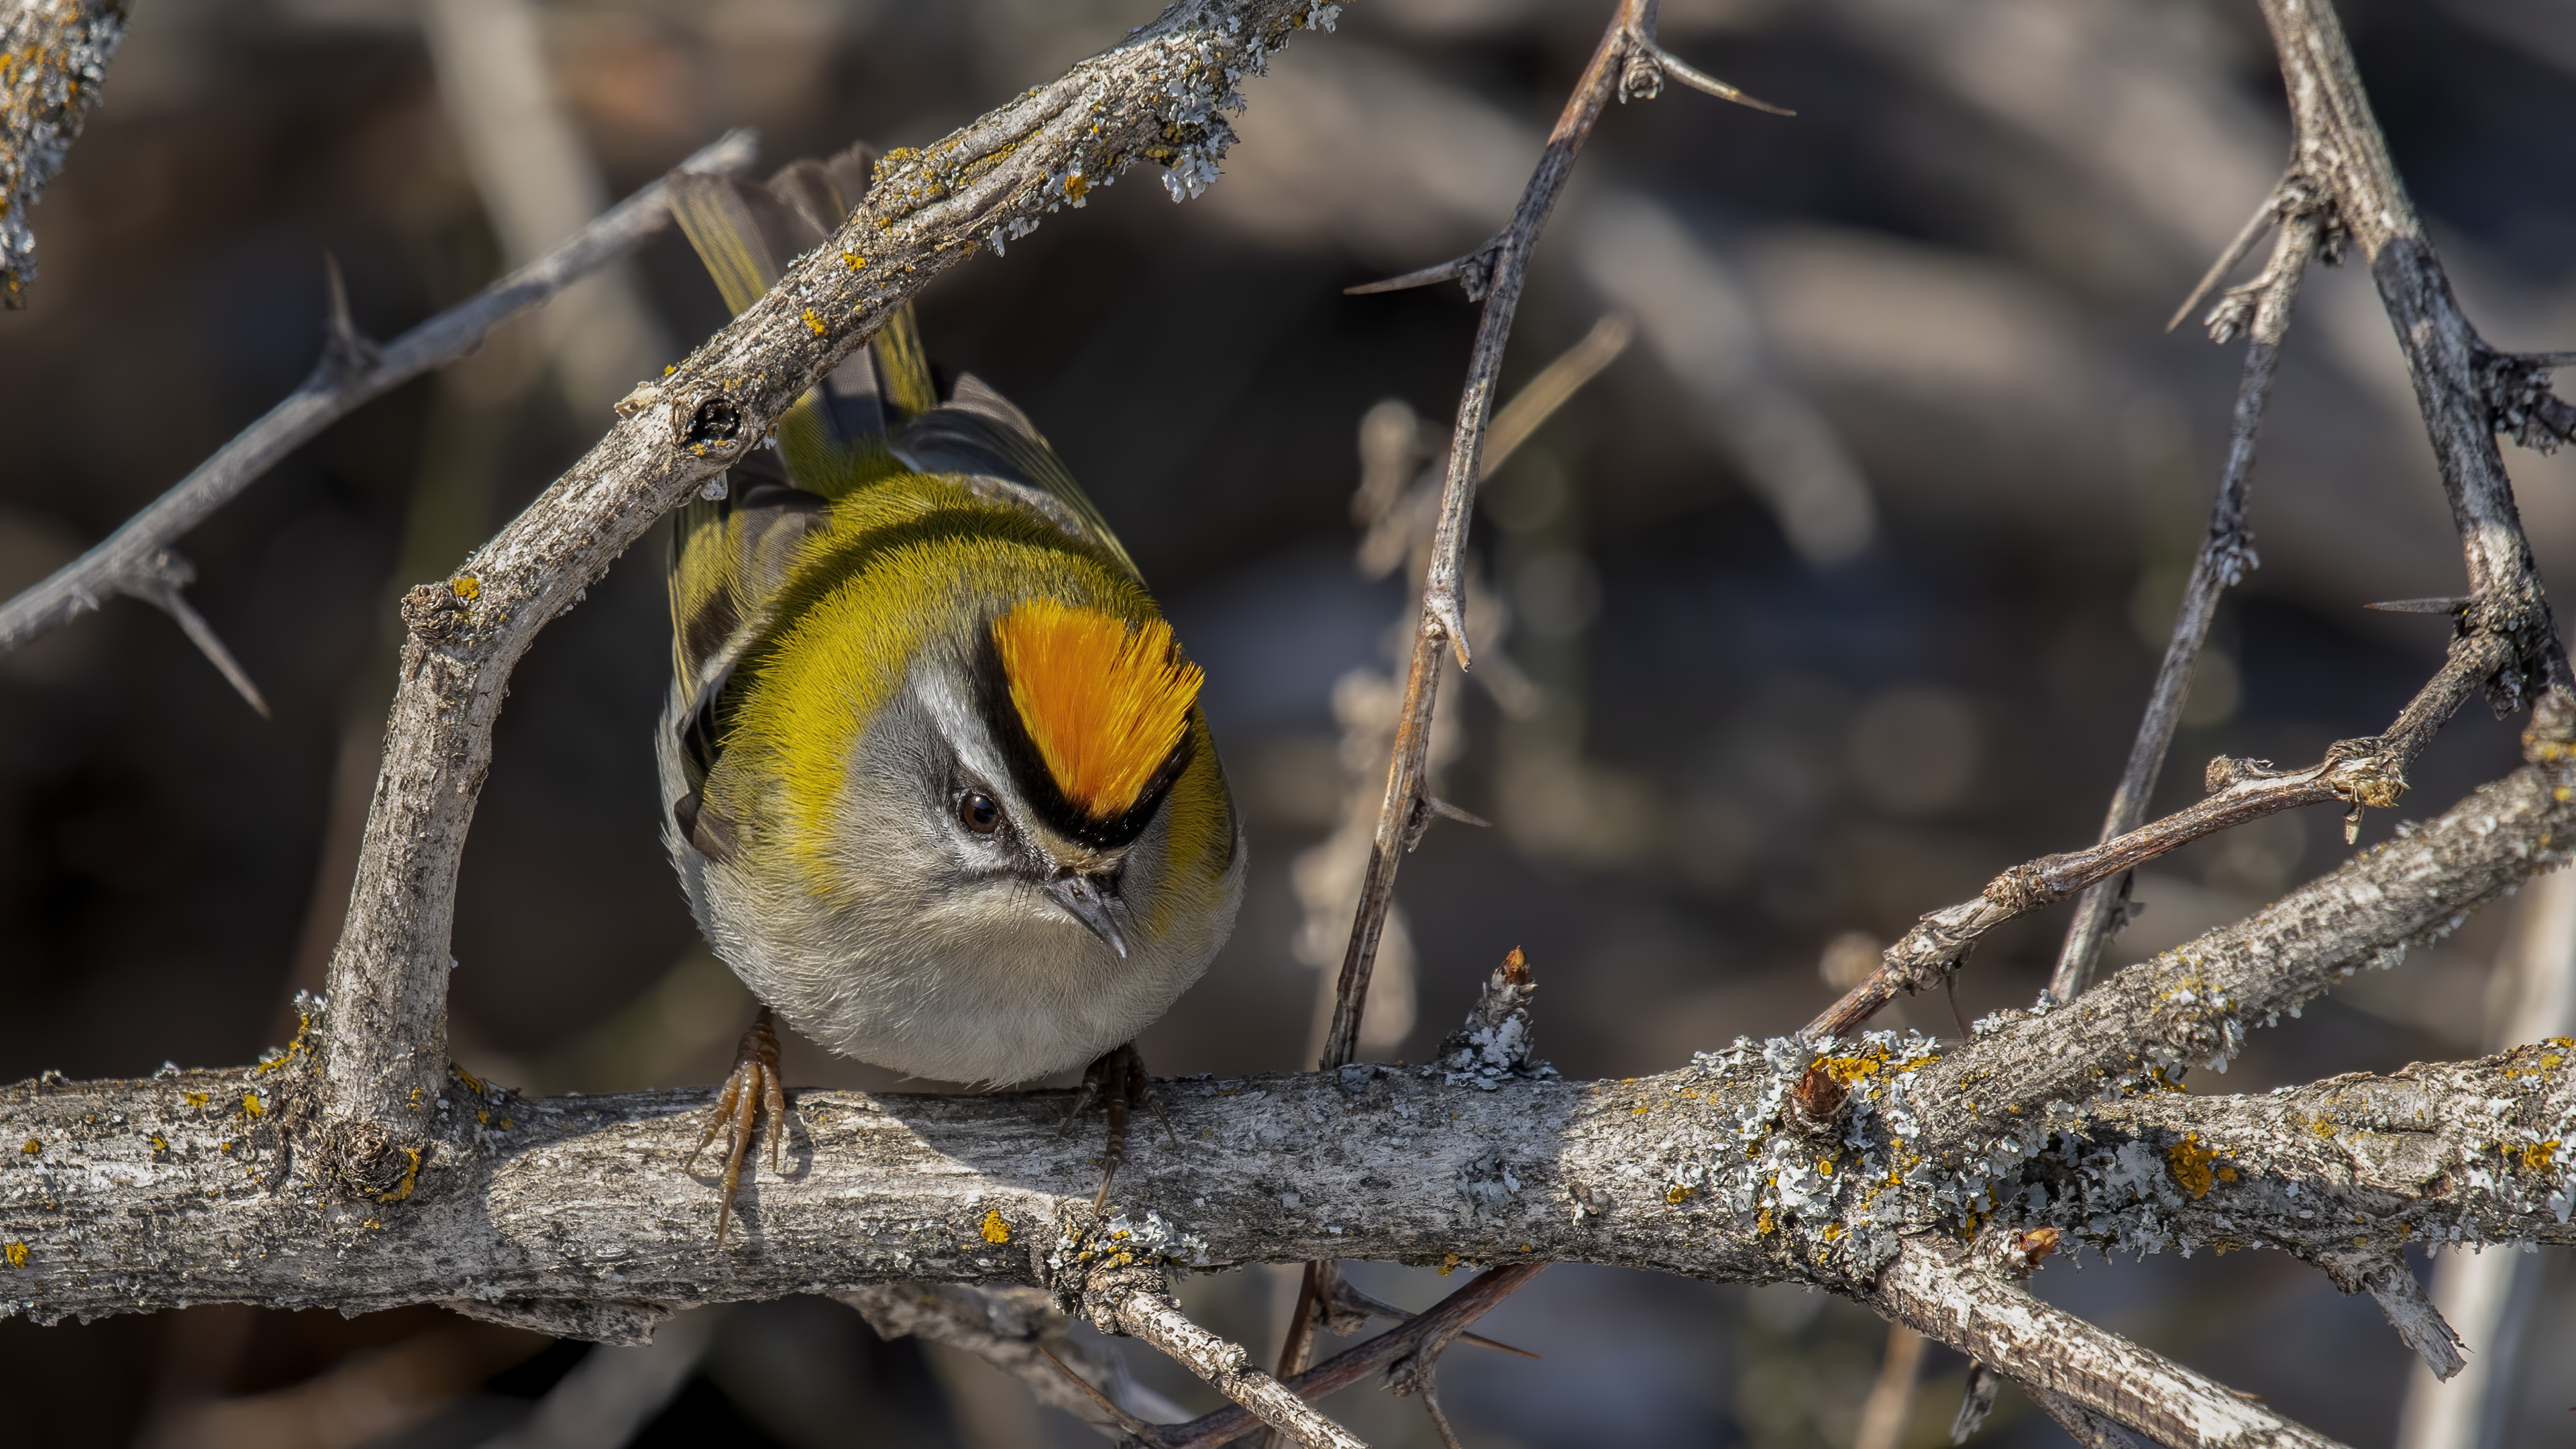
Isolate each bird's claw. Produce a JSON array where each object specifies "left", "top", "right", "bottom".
[
  {"left": 1061, "top": 1041, "right": 1173, "bottom": 1208},
  {"left": 686, "top": 1006, "right": 788, "bottom": 1246}
]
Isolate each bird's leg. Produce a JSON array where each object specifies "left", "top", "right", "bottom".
[
  {"left": 685, "top": 1006, "right": 787, "bottom": 1246},
  {"left": 1062, "top": 1040, "right": 1162, "bottom": 1208}
]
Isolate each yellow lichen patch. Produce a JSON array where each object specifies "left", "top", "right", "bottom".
[
  {"left": 2517, "top": 1140, "right": 2559, "bottom": 1173},
  {"left": 450, "top": 576, "right": 481, "bottom": 602},
  {"left": 1817, "top": 1158, "right": 1835, "bottom": 1175},
  {"left": 148, "top": 1134, "right": 167, "bottom": 1155},
  {"left": 800, "top": 309, "right": 826, "bottom": 337},
  {"left": 1756, "top": 1208, "right": 1777, "bottom": 1235},
  {"left": 370, "top": 1146, "right": 425, "bottom": 1203},
  {"left": 3, "top": 1242, "right": 25, "bottom": 1269},
  {"left": 991, "top": 600, "right": 1203, "bottom": 820},
  {"left": 184, "top": 1092, "right": 208, "bottom": 1107},
  {"left": 2310, "top": 1118, "right": 2338, "bottom": 1138},
  {"left": 1665, "top": 1185, "right": 1696, "bottom": 1204},
  {"left": 2167, "top": 1133, "right": 2220, "bottom": 1197},
  {"left": 1437, "top": 1252, "right": 1462, "bottom": 1277},
  {"left": 240, "top": 1093, "right": 264, "bottom": 1118},
  {"left": 979, "top": 1209, "right": 1013, "bottom": 1244},
  {"left": 1821, "top": 1222, "right": 1846, "bottom": 1242},
  {"left": 17, "top": 1138, "right": 35, "bottom": 1155},
  {"left": 2216, "top": 1165, "right": 2239, "bottom": 1183},
  {"left": 842, "top": 251, "right": 867, "bottom": 271}
]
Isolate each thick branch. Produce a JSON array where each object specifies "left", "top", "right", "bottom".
[
  {"left": 308, "top": 0, "right": 1350, "bottom": 1187},
  {"left": 0, "top": 129, "right": 760, "bottom": 657}
]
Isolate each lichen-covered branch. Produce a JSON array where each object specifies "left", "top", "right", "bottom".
[
  {"left": 0, "top": 0, "right": 127, "bottom": 307},
  {"left": 309, "top": 0, "right": 1352, "bottom": 1193}
]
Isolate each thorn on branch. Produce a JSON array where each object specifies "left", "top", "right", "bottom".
[
  {"left": 1616, "top": 30, "right": 1794, "bottom": 115},
  {"left": 122, "top": 550, "right": 270, "bottom": 717},
  {"left": 2363, "top": 596, "right": 2474, "bottom": 614},
  {"left": 1344, "top": 240, "right": 1501, "bottom": 301},
  {"left": 316, "top": 252, "right": 381, "bottom": 386}
]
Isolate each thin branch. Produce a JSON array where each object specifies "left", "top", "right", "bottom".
[
  {"left": 1810, "top": 627, "right": 2500, "bottom": 1040},
  {"left": 2051, "top": 207, "right": 2322, "bottom": 999},
  {"left": 1091, "top": 1281, "right": 1371, "bottom": 1449},
  {"left": 2163, "top": 172, "right": 2292, "bottom": 335},
  {"left": 0, "top": 127, "right": 759, "bottom": 660},
  {"left": 2256, "top": 0, "right": 2574, "bottom": 704}
]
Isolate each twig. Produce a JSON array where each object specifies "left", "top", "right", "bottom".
[
  {"left": 2051, "top": 207, "right": 2322, "bottom": 999},
  {"left": 2163, "top": 172, "right": 2292, "bottom": 335},
  {"left": 0, "top": 127, "right": 760, "bottom": 662},
  {"left": 1809, "top": 628, "right": 2499, "bottom": 1040},
  {"left": 1169, "top": 1268, "right": 1548, "bottom": 1449},
  {"left": 1091, "top": 1282, "right": 1371, "bottom": 1449},
  {"left": 2256, "top": 0, "right": 2573, "bottom": 706}
]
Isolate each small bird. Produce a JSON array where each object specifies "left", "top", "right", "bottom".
[{"left": 655, "top": 144, "right": 1244, "bottom": 1238}]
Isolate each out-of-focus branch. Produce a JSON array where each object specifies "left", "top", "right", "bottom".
[
  {"left": 2396, "top": 863, "right": 2576, "bottom": 1448},
  {"left": 1809, "top": 627, "right": 2501, "bottom": 1040},
  {"left": 0, "top": 127, "right": 760, "bottom": 663},
  {"left": 2052, "top": 206, "right": 2322, "bottom": 998},
  {"left": 0, "top": 0, "right": 128, "bottom": 307}
]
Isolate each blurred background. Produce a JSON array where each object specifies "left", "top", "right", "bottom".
[{"left": 3, "top": 0, "right": 2573, "bottom": 1443}]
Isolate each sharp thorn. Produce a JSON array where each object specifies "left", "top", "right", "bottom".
[
  {"left": 1347, "top": 255, "right": 1474, "bottom": 297},
  {"left": 126, "top": 555, "right": 269, "bottom": 718},
  {"left": 319, "top": 251, "right": 380, "bottom": 381},
  {"left": 2362, "top": 596, "right": 2473, "bottom": 614},
  {"left": 1640, "top": 38, "right": 1795, "bottom": 115},
  {"left": 2168, "top": 178, "right": 2289, "bottom": 333},
  {"left": 1426, "top": 796, "right": 1491, "bottom": 828}
]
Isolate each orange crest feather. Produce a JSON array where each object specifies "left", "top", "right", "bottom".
[{"left": 991, "top": 600, "right": 1203, "bottom": 820}]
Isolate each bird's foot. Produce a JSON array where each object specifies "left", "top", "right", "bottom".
[
  {"left": 1061, "top": 1041, "right": 1174, "bottom": 1208},
  {"left": 685, "top": 1006, "right": 787, "bottom": 1246}
]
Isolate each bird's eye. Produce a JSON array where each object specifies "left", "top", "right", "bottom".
[{"left": 957, "top": 791, "right": 1003, "bottom": 835}]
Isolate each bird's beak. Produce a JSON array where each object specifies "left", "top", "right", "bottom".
[{"left": 1044, "top": 873, "right": 1129, "bottom": 959}]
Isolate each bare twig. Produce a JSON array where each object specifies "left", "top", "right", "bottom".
[
  {"left": 0, "top": 0, "right": 129, "bottom": 307},
  {"left": 1091, "top": 1282, "right": 1371, "bottom": 1449},
  {"left": 1809, "top": 628, "right": 2499, "bottom": 1040},
  {"left": 1851, "top": 1323, "right": 1925, "bottom": 1449},
  {"left": 2052, "top": 206, "right": 2322, "bottom": 999},
  {"left": 0, "top": 127, "right": 759, "bottom": 662}
]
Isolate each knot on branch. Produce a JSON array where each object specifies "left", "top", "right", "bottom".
[
  {"left": 1617, "top": 48, "right": 1664, "bottom": 104},
  {"left": 678, "top": 393, "right": 748, "bottom": 456},
  {"left": 398, "top": 577, "right": 479, "bottom": 643},
  {"left": 2482, "top": 350, "right": 2576, "bottom": 455},
  {"left": 1784, "top": 1058, "right": 1849, "bottom": 1137},
  {"left": 2204, "top": 754, "right": 2288, "bottom": 793},
  {"left": 1981, "top": 863, "right": 2051, "bottom": 914},
  {"left": 1435, "top": 947, "right": 1557, "bottom": 1089},
  {"left": 321, "top": 1116, "right": 427, "bottom": 1202},
  {"left": 2322, "top": 740, "right": 2406, "bottom": 810}
]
